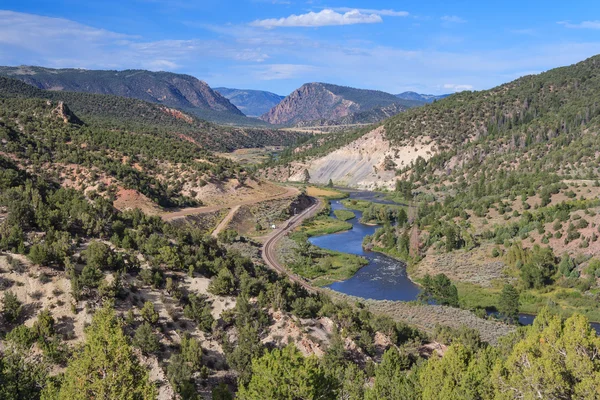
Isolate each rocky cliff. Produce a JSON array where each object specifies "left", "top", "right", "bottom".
[{"left": 260, "top": 82, "right": 402, "bottom": 125}]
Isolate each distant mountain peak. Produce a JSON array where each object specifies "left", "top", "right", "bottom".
[
  {"left": 260, "top": 82, "right": 415, "bottom": 125},
  {"left": 395, "top": 91, "right": 451, "bottom": 103},
  {"left": 215, "top": 87, "right": 284, "bottom": 117}
]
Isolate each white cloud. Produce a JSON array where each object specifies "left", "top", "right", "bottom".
[
  {"left": 146, "top": 59, "right": 179, "bottom": 70},
  {"left": 246, "top": 64, "right": 318, "bottom": 80},
  {"left": 4, "top": 11, "right": 600, "bottom": 95},
  {"left": 250, "top": 9, "right": 382, "bottom": 28},
  {"left": 558, "top": 20, "right": 600, "bottom": 29},
  {"left": 443, "top": 83, "right": 474, "bottom": 91},
  {"left": 441, "top": 15, "right": 467, "bottom": 23},
  {"left": 332, "top": 8, "right": 409, "bottom": 17}
]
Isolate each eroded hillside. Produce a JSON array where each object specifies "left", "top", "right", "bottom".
[{"left": 264, "top": 126, "right": 435, "bottom": 189}]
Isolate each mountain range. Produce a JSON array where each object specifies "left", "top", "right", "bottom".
[
  {"left": 215, "top": 87, "right": 284, "bottom": 117},
  {"left": 0, "top": 76, "right": 307, "bottom": 151},
  {"left": 0, "top": 65, "right": 452, "bottom": 128},
  {"left": 395, "top": 91, "right": 451, "bottom": 103},
  {"left": 0, "top": 66, "right": 264, "bottom": 124}
]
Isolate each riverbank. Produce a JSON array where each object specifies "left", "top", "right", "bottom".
[{"left": 311, "top": 191, "right": 600, "bottom": 327}]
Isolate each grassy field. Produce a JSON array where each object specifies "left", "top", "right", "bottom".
[
  {"left": 341, "top": 199, "right": 406, "bottom": 213},
  {"left": 309, "top": 251, "right": 368, "bottom": 287},
  {"left": 298, "top": 216, "right": 352, "bottom": 237},
  {"left": 456, "top": 281, "right": 600, "bottom": 322},
  {"left": 333, "top": 209, "right": 356, "bottom": 221},
  {"left": 284, "top": 232, "right": 367, "bottom": 286},
  {"left": 306, "top": 186, "right": 349, "bottom": 200}
]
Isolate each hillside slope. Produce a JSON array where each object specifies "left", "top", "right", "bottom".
[
  {"left": 215, "top": 87, "right": 284, "bottom": 117},
  {"left": 0, "top": 76, "right": 309, "bottom": 152},
  {"left": 268, "top": 55, "right": 600, "bottom": 189},
  {"left": 266, "top": 53, "right": 600, "bottom": 323},
  {"left": 294, "top": 103, "right": 408, "bottom": 129},
  {"left": 260, "top": 82, "right": 413, "bottom": 125},
  {"left": 395, "top": 91, "right": 450, "bottom": 103},
  {"left": 0, "top": 65, "right": 250, "bottom": 122}
]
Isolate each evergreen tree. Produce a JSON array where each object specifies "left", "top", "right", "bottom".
[
  {"left": 237, "top": 344, "right": 336, "bottom": 400},
  {"left": 2, "top": 291, "right": 22, "bottom": 323},
  {"left": 498, "top": 284, "right": 519, "bottom": 324},
  {"left": 47, "top": 305, "right": 156, "bottom": 400},
  {"left": 132, "top": 323, "right": 160, "bottom": 355},
  {"left": 302, "top": 169, "right": 310, "bottom": 184}
]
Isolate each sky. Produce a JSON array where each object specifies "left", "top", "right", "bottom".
[{"left": 2, "top": 1, "right": 600, "bottom": 95}]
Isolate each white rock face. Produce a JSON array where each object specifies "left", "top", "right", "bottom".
[{"left": 288, "top": 127, "right": 435, "bottom": 189}]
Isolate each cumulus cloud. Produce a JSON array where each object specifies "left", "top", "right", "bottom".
[
  {"left": 443, "top": 83, "right": 473, "bottom": 91},
  {"left": 250, "top": 9, "right": 382, "bottom": 28},
  {"left": 558, "top": 20, "right": 600, "bottom": 29},
  {"left": 441, "top": 15, "right": 467, "bottom": 23}
]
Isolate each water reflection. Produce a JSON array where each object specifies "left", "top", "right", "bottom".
[{"left": 309, "top": 197, "right": 421, "bottom": 302}]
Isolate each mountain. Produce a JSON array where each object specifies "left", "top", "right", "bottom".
[
  {"left": 259, "top": 82, "right": 416, "bottom": 125},
  {"left": 215, "top": 87, "right": 284, "bottom": 117},
  {"left": 269, "top": 55, "right": 600, "bottom": 189},
  {"left": 294, "top": 103, "right": 408, "bottom": 129},
  {"left": 0, "top": 76, "right": 309, "bottom": 152},
  {"left": 0, "top": 65, "right": 258, "bottom": 123},
  {"left": 395, "top": 91, "right": 451, "bottom": 103}
]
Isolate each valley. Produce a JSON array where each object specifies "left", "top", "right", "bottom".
[{"left": 2, "top": 40, "right": 600, "bottom": 400}]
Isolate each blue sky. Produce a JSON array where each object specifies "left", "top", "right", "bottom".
[{"left": 1, "top": 1, "right": 600, "bottom": 95}]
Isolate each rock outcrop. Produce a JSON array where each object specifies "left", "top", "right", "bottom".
[{"left": 260, "top": 82, "right": 402, "bottom": 125}]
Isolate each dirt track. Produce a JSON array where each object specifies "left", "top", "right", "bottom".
[
  {"left": 161, "top": 186, "right": 300, "bottom": 221},
  {"left": 211, "top": 205, "right": 240, "bottom": 238}
]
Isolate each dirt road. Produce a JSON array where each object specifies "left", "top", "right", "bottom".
[
  {"left": 211, "top": 205, "right": 240, "bottom": 238},
  {"left": 161, "top": 186, "right": 300, "bottom": 221},
  {"left": 261, "top": 196, "right": 324, "bottom": 293}
]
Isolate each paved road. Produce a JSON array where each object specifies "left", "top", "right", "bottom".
[
  {"left": 161, "top": 186, "right": 299, "bottom": 221},
  {"left": 261, "top": 196, "right": 324, "bottom": 293}
]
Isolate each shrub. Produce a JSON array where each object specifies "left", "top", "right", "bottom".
[
  {"left": 140, "top": 301, "right": 159, "bottom": 325},
  {"left": 2, "top": 291, "right": 22, "bottom": 322},
  {"left": 133, "top": 322, "right": 160, "bottom": 355}
]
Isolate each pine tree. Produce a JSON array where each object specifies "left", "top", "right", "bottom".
[
  {"left": 48, "top": 305, "right": 156, "bottom": 400},
  {"left": 237, "top": 344, "right": 336, "bottom": 400},
  {"left": 498, "top": 284, "right": 519, "bottom": 323},
  {"left": 302, "top": 169, "right": 310, "bottom": 184}
]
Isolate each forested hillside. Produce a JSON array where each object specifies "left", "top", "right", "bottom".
[
  {"left": 0, "top": 77, "right": 309, "bottom": 152},
  {"left": 0, "top": 65, "right": 243, "bottom": 116},
  {"left": 3, "top": 52, "right": 600, "bottom": 400}
]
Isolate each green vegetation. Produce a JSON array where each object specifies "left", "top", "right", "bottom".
[
  {"left": 342, "top": 199, "right": 408, "bottom": 225},
  {"left": 297, "top": 216, "right": 352, "bottom": 237},
  {"left": 48, "top": 305, "right": 156, "bottom": 399},
  {"left": 418, "top": 274, "right": 459, "bottom": 307},
  {"left": 333, "top": 209, "right": 356, "bottom": 221},
  {"left": 6, "top": 54, "right": 600, "bottom": 399},
  {"left": 0, "top": 76, "right": 310, "bottom": 152},
  {"left": 287, "top": 232, "right": 368, "bottom": 286}
]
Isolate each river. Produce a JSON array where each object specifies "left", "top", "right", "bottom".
[{"left": 309, "top": 190, "right": 600, "bottom": 332}]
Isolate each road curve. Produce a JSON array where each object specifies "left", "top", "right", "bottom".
[{"left": 261, "top": 196, "right": 324, "bottom": 293}]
